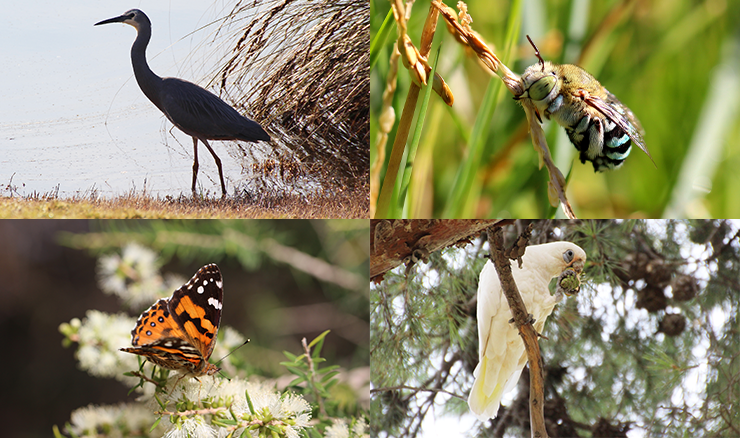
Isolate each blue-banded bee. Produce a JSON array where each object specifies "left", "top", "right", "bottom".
[{"left": 515, "top": 36, "right": 653, "bottom": 172}]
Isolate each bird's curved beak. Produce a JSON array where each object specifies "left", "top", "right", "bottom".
[
  {"left": 94, "top": 13, "right": 132, "bottom": 26},
  {"left": 567, "top": 258, "right": 585, "bottom": 273}
]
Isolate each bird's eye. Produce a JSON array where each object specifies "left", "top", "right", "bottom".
[{"left": 563, "top": 249, "right": 574, "bottom": 263}]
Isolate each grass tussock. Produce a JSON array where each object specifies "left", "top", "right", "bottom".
[{"left": 193, "top": 0, "right": 369, "bottom": 205}]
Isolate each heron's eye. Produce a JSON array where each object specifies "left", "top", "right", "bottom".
[{"left": 563, "top": 249, "right": 574, "bottom": 263}]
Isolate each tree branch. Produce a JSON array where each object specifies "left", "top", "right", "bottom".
[
  {"left": 370, "top": 385, "right": 467, "bottom": 401},
  {"left": 486, "top": 227, "right": 548, "bottom": 438},
  {"left": 370, "top": 219, "right": 510, "bottom": 280}
]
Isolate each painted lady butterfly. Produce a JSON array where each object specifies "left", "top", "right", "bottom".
[{"left": 120, "top": 263, "right": 223, "bottom": 376}]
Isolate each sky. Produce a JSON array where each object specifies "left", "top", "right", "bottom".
[{"left": 0, "top": 1, "right": 267, "bottom": 198}]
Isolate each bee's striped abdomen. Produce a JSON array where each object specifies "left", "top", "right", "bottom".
[{"left": 565, "top": 114, "right": 633, "bottom": 172}]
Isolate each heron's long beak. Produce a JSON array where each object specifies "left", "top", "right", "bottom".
[{"left": 94, "top": 13, "right": 132, "bottom": 26}]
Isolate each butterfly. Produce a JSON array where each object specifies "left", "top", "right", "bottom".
[{"left": 120, "top": 263, "right": 223, "bottom": 376}]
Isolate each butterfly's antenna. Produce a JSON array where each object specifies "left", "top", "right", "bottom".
[
  {"left": 214, "top": 339, "right": 250, "bottom": 379},
  {"left": 215, "top": 339, "right": 250, "bottom": 366}
]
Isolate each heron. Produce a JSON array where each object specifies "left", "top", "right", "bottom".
[{"left": 95, "top": 9, "right": 270, "bottom": 198}]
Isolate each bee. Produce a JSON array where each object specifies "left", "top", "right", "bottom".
[{"left": 515, "top": 36, "right": 653, "bottom": 172}]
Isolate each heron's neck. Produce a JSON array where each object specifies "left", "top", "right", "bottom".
[{"left": 130, "top": 24, "right": 164, "bottom": 109}]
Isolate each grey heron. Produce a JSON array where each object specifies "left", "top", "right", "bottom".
[{"left": 95, "top": 9, "right": 270, "bottom": 198}]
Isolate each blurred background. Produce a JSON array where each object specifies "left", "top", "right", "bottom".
[
  {"left": 0, "top": 220, "right": 369, "bottom": 437},
  {"left": 370, "top": 0, "right": 740, "bottom": 218}
]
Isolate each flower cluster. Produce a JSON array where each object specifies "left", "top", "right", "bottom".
[
  {"left": 59, "top": 310, "right": 138, "bottom": 382},
  {"left": 97, "top": 242, "right": 186, "bottom": 309},
  {"left": 324, "top": 418, "right": 370, "bottom": 438}
]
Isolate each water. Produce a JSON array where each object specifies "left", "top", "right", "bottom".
[{"left": 0, "top": 1, "right": 254, "bottom": 198}]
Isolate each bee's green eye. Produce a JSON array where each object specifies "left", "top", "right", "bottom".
[{"left": 528, "top": 76, "right": 556, "bottom": 101}]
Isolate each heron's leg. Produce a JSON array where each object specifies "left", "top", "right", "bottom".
[
  {"left": 201, "top": 138, "right": 226, "bottom": 199},
  {"left": 191, "top": 137, "right": 199, "bottom": 196}
]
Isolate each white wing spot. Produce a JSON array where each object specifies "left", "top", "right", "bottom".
[
  {"left": 207, "top": 297, "right": 222, "bottom": 309},
  {"left": 216, "top": 280, "right": 223, "bottom": 289},
  {"left": 197, "top": 285, "right": 205, "bottom": 294}
]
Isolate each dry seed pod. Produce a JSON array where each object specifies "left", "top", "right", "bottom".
[
  {"left": 644, "top": 258, "right": 673, "bottom": 288},
  {"left": 636, "top": 285, "right": 667, "bottom": 313},
  {"left": 657, "top": 313, "right": 686, "bottom": 337},
  {"left": 671, "top": 274, "right": 698, "bottom": 302}
]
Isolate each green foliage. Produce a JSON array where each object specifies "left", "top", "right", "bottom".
[
  {"left": 371, "top": 220, "right": 740, "bottom": 437},
  {"left": 281, "top": 330, "right": 362, "bottom": 427}
]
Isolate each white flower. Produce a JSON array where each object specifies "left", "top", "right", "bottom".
[
  {"left": 210, "top": 375, "right": 249, "bottom": 399},
  {"left": 281, "top": 393, "right": 311, "bottom": 419},
  {"left": 164, "top": 416, "right": 217, "bottom": 438},
  {"left": 245, "top": 381, "right": 281, "bottom": 414},
  {"left": 97, "top": 243, "right": 169, "bottom": 308},
  {"left": 225, "top": 380, "right": 312, "bottom": 437},
  {"left": 120, "top": 404, "right": 159, "bottom": 434},
  {"left": 354, "top": 418, "right": 369, "bottom": 437},
  {"left": 241, "top": 381, "right": 311, "bottom": 422},
  {"left": 68, "top": 403, "right": 161, "bottom": 437},
  {"left": 75, "top": 310, "right": 138, "bottom": 379},
  {"left": 324, "top": 418, "right": 369, "bottom": 438},
  {"left": 325, "top": 420, "right": 350, "bottom": 438}
]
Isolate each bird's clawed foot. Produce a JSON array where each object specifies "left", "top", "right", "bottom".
[{"left": 508, "top": 313, "right": 536, "bottom": 325}]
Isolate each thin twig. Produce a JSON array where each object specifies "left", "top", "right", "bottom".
[
  {"left": 302, "top": 337, "right": 325, "bottom": 415},
  {"left": 157, "top": 407, "right": 227, "bottom": 417},
  {"left": 370, "top": 385, "right": 467, "bottom": 401}
]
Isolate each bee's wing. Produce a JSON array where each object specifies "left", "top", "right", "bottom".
[{"left": 585, "top": 93, "right": 655, "bottom": 166}]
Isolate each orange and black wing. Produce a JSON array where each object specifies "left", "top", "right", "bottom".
[
  {"left": 120, "top": 264, "right": 223, "bottom": 373},
  {"left": 166, "top": 263, "right": 223, "bottom": 361}
]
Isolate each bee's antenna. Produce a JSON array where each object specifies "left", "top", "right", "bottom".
[{"left": 526, "top": 35, "right": 545, "bottom": 72}]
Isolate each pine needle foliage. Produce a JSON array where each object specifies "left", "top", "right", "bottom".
[{"left": 371, "top": 220, "right": 740, "bottom": 438}]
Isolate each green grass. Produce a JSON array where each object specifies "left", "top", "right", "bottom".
[{"left": 370, "top": 0, "right": 740, "bottom": 218}]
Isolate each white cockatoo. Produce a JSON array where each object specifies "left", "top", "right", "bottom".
[{"left": 469, "top": 241, "right": 587, "bottom": 421}]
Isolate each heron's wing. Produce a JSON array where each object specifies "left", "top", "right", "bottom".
[{"left": 159, "top": 78, "right": 269, "bottom": 142}]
